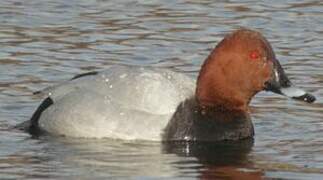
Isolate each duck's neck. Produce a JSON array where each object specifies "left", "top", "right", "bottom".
[{"left": 195, "top": 55, "right": 252, "bottom": 113}]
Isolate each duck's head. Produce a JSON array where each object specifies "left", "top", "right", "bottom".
[{"left": 196, "top": 28, "right": 315, "bottom": 111}]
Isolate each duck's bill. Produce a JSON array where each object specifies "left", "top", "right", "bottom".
[
  {"left": 264, "top": 59, "right": 316, "bottom": 103},
  {"left": 280, "top": 86, "right": 316, "bottom": 103}
]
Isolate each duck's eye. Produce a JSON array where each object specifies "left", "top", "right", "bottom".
[{"left": 249, "top": 50, "right": 260, "bottom": 60}]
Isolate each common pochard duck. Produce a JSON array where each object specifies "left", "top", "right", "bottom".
[{"left": 24, "top": 28, "right": 315, "bottom": 141}]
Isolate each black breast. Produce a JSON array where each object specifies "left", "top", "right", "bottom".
[{"left": 162, "top": 98, "right": 254, "bottom": 142}]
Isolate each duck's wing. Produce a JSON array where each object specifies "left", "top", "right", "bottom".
[{"left": 34, "top": 66, "right": 195, "bottom": 113}]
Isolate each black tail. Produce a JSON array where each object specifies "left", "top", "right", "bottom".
[{"left": 29, "top": 97, "right": 54, "bottom": 135}]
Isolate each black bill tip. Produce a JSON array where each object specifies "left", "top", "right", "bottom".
[{"left": 292, "top": 93, "right": 316, "bottom": 103}]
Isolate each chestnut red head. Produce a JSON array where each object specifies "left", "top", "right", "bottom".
[{"left": 196, "top": 28, "right": 315, "bottom": 111}]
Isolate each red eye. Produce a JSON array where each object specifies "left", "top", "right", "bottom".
[{"left": 249, "top": 50, "right": 260, "bottom": 60}]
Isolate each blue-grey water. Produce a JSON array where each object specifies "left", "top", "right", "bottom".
[{"left": 1, "top": 0, "right": 323, "bottom": 179}]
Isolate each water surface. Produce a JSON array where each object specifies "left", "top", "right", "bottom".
[{"left": 1, "top": 0, "right": 323, "bottom": 179}]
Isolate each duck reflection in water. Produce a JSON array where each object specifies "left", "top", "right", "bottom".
[{"left": 162, "top": 139, "right": 264, "bottom": 179}]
